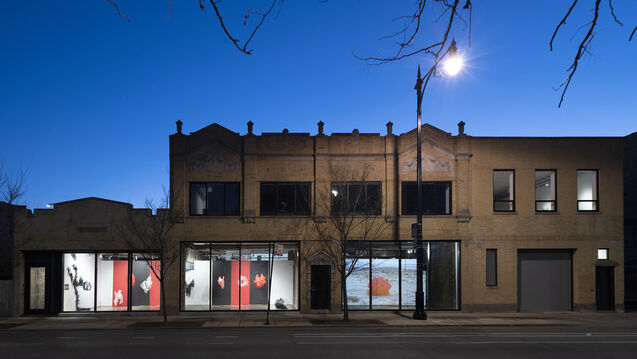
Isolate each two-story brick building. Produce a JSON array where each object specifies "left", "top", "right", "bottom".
[{"left": 11, "top": 121, "right": 625, "bottom": 315}]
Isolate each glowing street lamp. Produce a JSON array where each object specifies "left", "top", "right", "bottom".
[
  {"left": 443, "top": 39, "right": 464, "bottom": 76},
  {"left": 412, "top": 38, "right": 464, "bottom": 321}
]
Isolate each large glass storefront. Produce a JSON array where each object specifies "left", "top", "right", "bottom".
[
  {"left": 63, "top": 252, "right": 160, "bottom": 312},
  {"left": 181, "top": 242, "right": 300, "bottom": 311},
  {"left": 346, "top": 241, "right": 460, "bottom": 310}
]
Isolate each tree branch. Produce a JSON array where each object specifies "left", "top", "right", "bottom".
[
  {"left": 550, "top": 0, "right": 578, "bottom": 51},
  {"left": 555, "top": 0, "right": 601, "bottom": 108},
  {"left": 105, "top": 0, "right": 130, "bottom": 22},
  {"left": 205, "top": 0, "right": 280, "bottom": 55}
]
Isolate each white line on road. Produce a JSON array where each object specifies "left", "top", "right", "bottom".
[
  {"left": 209, "top": 342, "right": 235, "bottom": 345},
  {"left": 450, "top": 341, "right": 637, "bottom": 345},
  {"left": 215, "top": 336, "right": 238, "bottom": 339}
]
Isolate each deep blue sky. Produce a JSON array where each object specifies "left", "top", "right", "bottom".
[{"left": 1, "top": 1, "right": 636, "bottom": 209}]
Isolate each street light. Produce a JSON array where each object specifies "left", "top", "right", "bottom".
[{"left": 413, "top": 39, "right": 463, "bottom": 321}]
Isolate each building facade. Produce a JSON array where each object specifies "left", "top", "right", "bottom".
[{"left": 11, "top": 121, "right": 626, "bottom": 315}]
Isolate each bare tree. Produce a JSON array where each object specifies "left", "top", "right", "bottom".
[
  {"left": 103, "top": 1, "right": 635, "bottom": 106},
  {"left": 117, "top": 189, "right": 179, "bottom": 324},
  {"left": 550, "top": 0, "right": 636, "bottom": 107},
  {"left": 308, "top": 165, "right": 390, "bottom": 321},
  {"left": 0, "top": 162, "right": 27, "bottom": 205}
]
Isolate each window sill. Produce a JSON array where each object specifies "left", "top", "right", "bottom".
[
  {"left": 400, "top": 214, "right": 454, "bottom": 218},
  {"left": 187, "top": 216, "right": 241, "bottom": 219},
  {"left": 577, "top": 211, "right": 601, "bottom": 215},
  {"left": 492, "top": 211, "right": 517, "bottom": 215},
  {"left": 535, "top": 211, "right": 560, "bottom": 215}
]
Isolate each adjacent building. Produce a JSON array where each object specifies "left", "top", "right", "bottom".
[{"left": 11, "top": 121, "right": 627, "bottom": 315}]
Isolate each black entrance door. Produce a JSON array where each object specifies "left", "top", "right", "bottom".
[
  {"left": 596, "top": 266, "right": 615, "bottom": 311},
  {"left": 311, "top": 265, "right": 331, "bottom": 310},
  {"left": 24, "top": 252, "right": 62, "bottom": 315}
]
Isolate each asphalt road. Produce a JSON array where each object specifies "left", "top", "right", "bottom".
[{"left": 2, "top": 326, "right": 637, "bottom": 358}]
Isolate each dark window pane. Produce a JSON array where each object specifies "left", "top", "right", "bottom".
[
  {"left": 277, "top": 184, "right": 295, "bottom": 214},
  {"left": 295, "top": 183, "right": 311, "bottom": 214},
  {"left": 190, "top": 183, "right": 206, "bottom": 215},
  {"left": 225, "top": 183, "right": 240, "bottom": 215},
  {"left": 261, "top": 184, "right": 277, "bottom": 215},
  {"left": 331, "top": 183, "right": 347, "bottom": 214},
  {"left": 348, "top": 183, "right": 364, "bottom": 213},
  {"left": 486, "top": 249, "right": 497, "bottom": 286},
  {"left": 401, "top": 182, "right": 418, "bottom": 215},
  {"left": 207, "top": 183, "right": 225, "bottom": 216},
  {"left": 494, "top": 202, "right": 514, "bottom": 211},
  {"left": 402, "top": 182, "right": 451, "bottom": 215},
  {"left": 366, "top": 183, "right": 381, "bottom": 215}
]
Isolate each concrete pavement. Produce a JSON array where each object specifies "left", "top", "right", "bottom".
[{"left": 1, "top": 311, "right": 636, "bottom": 330}]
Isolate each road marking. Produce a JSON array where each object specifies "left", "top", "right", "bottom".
[
  {"left": 215, "top": 336, "right": 238, "bottom": 339},
  {"left": 132, "top": 336, "right": 155, "bottom": 339},
  {"left": 209, "top": 342, "right": 234, "bottom": 345},
  {"left": 56, "top": 337, "right": 76, "bottom": 339},
  {"left": 450, "top": 341, "right": 637, "bottom": 345}
]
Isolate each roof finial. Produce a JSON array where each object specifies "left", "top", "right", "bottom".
[
  {"left": 317, "top": 121, "right": 324, "bottom": 135},
  {"left": 247, "top": 121, "right": 254, "bottom": 135},
  {"left": 176, "top": 120, "right": 183, "bottom": 134}
]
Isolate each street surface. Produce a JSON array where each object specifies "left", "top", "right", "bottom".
[{"left": 2, "top": 325, "right": 637, "bottom": 358}]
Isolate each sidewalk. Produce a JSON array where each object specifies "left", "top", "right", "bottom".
[{"left": 1, "top": 311, "right": 636, "bottom": 330}]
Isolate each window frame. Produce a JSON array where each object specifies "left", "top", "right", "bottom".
[
  {"left": 577, "top": 169, "right": 599, "bottom": 212},
  {"left": 534, "top": 169, "right": 557, "bottom": 212},
  {"left": 331, "top": 181, "right": 382, "bottom": 216},
  {"left": 493, "top": 170, "right": 515, "bottom": 212},
  {"left": 259, "top": 182, "right": 312, "bottom": 216},
  {"left": 189, "top": 182, "right": 241, "bottom": 217},
  {"left": 401, "top": 181, "right": 453, "bottom": 216}
]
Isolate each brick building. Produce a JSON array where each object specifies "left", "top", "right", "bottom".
[{"left": 11, "top": 121, "right": 626, "bottom": 315}]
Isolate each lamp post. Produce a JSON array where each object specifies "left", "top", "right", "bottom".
[{"left": 413, "top": 39, "right": 462, "bottom": 320}]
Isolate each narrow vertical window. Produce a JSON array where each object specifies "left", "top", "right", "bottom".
[
  {"left": 493, "top": 170, "right": 514, "bottom": 212},
  {"left": 486, "top": 249, "right": 497, "bottom": 286},
  {"left": 535, "top": 170, "right": 557, "bottom": 212},
  {"left": 577, "top": 170, "right": 598, "bottom": 211}
]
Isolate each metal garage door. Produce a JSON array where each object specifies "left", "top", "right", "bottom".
[{"left": 518, "top": 250, "right": 572, "bottom": 312}]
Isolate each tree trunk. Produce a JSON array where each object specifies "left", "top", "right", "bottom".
[
  {"left": 160, "top": 272, "right": 167, "bottom": 324},
  {"left": 342, "top": 256, "right": 348, "bottom": 322}
]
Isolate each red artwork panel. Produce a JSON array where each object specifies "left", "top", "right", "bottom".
[{"left": 230, "top": 261, "right": 251, "bottom": 308}]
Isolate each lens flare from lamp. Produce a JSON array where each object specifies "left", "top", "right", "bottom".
[{"left": 444, "top": 55, "right": 463, "bottom": 76}]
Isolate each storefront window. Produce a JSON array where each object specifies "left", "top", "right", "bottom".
[
  {"left": 400, "top": 243, "right": 418, "bottom": 309},
  {"left": 183, "top": 242, "right": 300, "bottom": 311},
  {"left": 346, "top": 242, "right": 370, "bottom": 310},
  {"left": 97, "top": 253, "right": 129, "bottom": 311},
  {"left": 211, "top": 243, "right": 240, "bottom": 310},
  {"left": 241, "top": 243, "right": 271, "bottom": 310},
  {"left": 131, "top": 253, "right": 160, "bottom": 311},
  {"left": 371, "top": 243, "right": 400, "bottom": 309},
  {"left": 270, "top": 243, "right": 299, "bottom": 310},
  {"left": 182, "top": 243, "right": 210, "bottom": 311},
  {"left": 63, "top": 253, "right": 95, "bottom": 312}
]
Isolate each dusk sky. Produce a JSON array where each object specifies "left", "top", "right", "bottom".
[{"left": 1, "top": 0, "right": 636, "bottom": 209}]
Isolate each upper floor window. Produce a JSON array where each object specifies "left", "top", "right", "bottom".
[
  {"left": 260, "top": 182, "right": 311, "bottom": 216},
  {"left": 577, "top": 170, "right": 598, "bottom": 211},
  {"left": 535, "top": 170, "right": 557, "bottom": 212},
  {"left": 401, "top": 182, "right": 451, "bottom": 215},
  {"left": 190, "top": 182, "right": 240, "bottom": 216},
  {"left": 331, "top": 182, "right": 382, "bottom": 215},
  {"left": 493, "top": 170, "right": 515, "bottom": 212}
]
